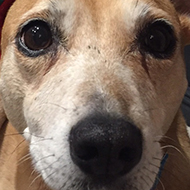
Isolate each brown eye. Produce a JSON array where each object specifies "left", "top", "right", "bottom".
[
  {"left": 145, "top": 27, "right": 169, "bottom": 53},
  {"left": 18, "top": 20, "right": 53, "bottom": 56},
  {"left": 139, "top": 20, "right": 176, "bottom": 59}
]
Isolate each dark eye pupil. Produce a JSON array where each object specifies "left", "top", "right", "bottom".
[
  {"left": 146, "top": 29, "right": 167, "bottom": 52},
  {"left": 139, "top": 20, "right": 176, "bottom": 59},
  {"left": 22, "top": 21, "right": 52, "bottom": 51}
]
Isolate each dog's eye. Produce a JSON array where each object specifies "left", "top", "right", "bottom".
[
  {"left": 19, "top": 20, "right": 52, "bottom": 55},
  {"left": 139, "top": 20, "right": 176, "bottom": 59}
]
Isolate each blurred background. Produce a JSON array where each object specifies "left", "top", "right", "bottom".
[
  {"left": 170, "top": 0, "right": 190, "bottom": 126},
  {"left": 182, "top": 46, "right": 190, "bottom": 126}
]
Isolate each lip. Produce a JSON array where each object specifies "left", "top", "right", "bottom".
[{"left": 80, "top": 153, "right": 169, "bottom": 190}]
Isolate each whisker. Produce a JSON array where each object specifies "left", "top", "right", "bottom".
[
  {"left": 156, "top": 135, "right": 176, "bottom": 142},
  {"left": 36, "top": 158, "right": 60, "bottom": 173},
  {"left": 18, "top": 153, "right": 31, "bottom": 163},
  {"left": 24, "top": 132, "right": 51, "bottom": 139},
  {"left": 143, "top": 165, "right": 165, "bottom": 190},
  {"left": 32, "top": 154, "right": 55, "bottom": 166},
  {"left": 2, "top": 138, "right": 28, "bottom": 166},
  {"left": 43, "top": 155, "right": 69, "bottom": 190},
  {"left": 11, "top": 139, "right": 26, "bottom": 155},
  {"left": 154, "top": 135, "right": 178, "bottom": 145},
  {"left": 41, "top": 168, "right": 58, "bottom": 185},
  {"left": 149, "top": 158, "right": 183, "bottom": 186},
  {"left": 29, "top": 172, "right": 43, "bottom": 189},
  {"left": 19, "top": 153, "right": 31, "bottom": 161},
  {"left": 31, "top": 168, "right": 38, "bottom": 178},
  {"left": 141, "top": 167, "right": 155, "bottom": 184},
  {"left": 152, "top": 157, "right": 162, "bottom": 162},
  {"left": 156, "top": 176, "right": 165, "bottom": 190},
  {"left": 19, "top": 154, "right": 54, "bottom": 168},
  {"left": 18, "top": 155, "right": 32, "bottom": 166},
  {"left": 44, "top": 102, "right": 67, "bottom": 111},
  {"left": 149, "top": 162, "right": 160, "bottom": 170},
  {"left": 4, "top": 131, "right": 50, "bottom": 140},
  {"left": 139, "top": 170, "right": 152, "bottom": 187},
  {"left": 161, "top": 145, "right": 187, "bottom": 161},
  {"left": 30, "top": 102, "right": 68, "bottom": 112},
  {"left": 19, "top": 155, "right": 57, "bottom": 188},
  {"left": 28, "top": 137, "right": 53, "bottom": 145},
  {"left": 4, "top": 132, "right": 24, "bottom": 136}
]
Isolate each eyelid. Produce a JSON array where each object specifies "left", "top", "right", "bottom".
[{"left": 152, "top": 18, "right": 173, "bottom": 27}]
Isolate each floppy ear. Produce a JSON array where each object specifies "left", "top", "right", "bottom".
[
  {"left": 179, "top": 15, "right": 190, "bottom": 46},
  {"left": 0, "top": 0, "right": 16, "bottom": 128},
  {"left": 0, "top": 97, "right": 6, "bottom": 128},
  {"left": 171, "top": 0, "right": 190, "bottom": 14},
  {"left": 171, "top": 0, "right": 190, "bottom": 45}
]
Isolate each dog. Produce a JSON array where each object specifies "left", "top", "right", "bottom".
[{"left": 0, "top": 0, "right": 190, "bottom": 189}]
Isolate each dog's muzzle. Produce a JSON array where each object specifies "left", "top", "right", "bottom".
[{"left": 69, "top": 114, "right": 142, "bottom": 180}]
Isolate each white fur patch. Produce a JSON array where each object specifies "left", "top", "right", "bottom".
[
  {"left": 23, "top": 127, "right": 31, "bottom": 141},
  {"left": 187, "top": 126, "right": 190, "bottom": 138}
]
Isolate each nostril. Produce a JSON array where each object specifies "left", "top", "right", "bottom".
[
  {"left": 76, "top": 146, "right": 98, "bottom": 161},
  {"left": 119, "top": 147, "right": 137, "bottom": 162},
  {"left": 69, "top": 114, "right": 142, "bottom": 178}
]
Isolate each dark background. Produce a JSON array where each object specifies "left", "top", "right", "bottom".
[{"left": 182, "top": 46, "right": 190, "bottom": 125}]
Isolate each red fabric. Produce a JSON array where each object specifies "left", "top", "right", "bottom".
[{"left": 0, "top": 0, "right": 15, "bottom": 57}]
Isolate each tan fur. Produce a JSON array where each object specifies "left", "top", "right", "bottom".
[
  {"left": 0, "top": 0, "right": 190, "bottom": 189},
  {"left": 0, "top": 122, "right": 51, "bottom": 190},
  {"left": 159, "top": 111, "right": 190, "bottom": 190}
]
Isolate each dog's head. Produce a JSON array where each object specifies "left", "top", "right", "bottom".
[{"left": 1, "top": 0, "right": 190, "bottom": 190}]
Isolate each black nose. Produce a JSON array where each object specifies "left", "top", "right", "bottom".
[{"left": 69, "top": 114, "right": 142, "bottom": 179}]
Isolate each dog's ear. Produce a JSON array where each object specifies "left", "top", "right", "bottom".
[
  {"left": 171, "top": 0, "right": 190, "bottom": 14},
  {"left": 0, "top": 0, "right": 15, "bottom": 128},
  {"left": 179, "top": 15, "right": 190, "bottom": 46},
  {"left": 0, "top": 97, "right": 6, "bottom": 128},
  {"left": 171, "top": 0, "right": 190, "bottom": 45}
]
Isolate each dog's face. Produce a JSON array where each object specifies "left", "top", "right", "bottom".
[{"left": 1, "top": 0, "right": 190, "bottom": 189}]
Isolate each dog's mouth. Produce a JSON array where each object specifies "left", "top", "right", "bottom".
[
  {"left": 81, "top": 153, "right": 168, "bottom": 190},
  {"left": 69, "top": 150, "right": 168, "bottom": 190}
]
